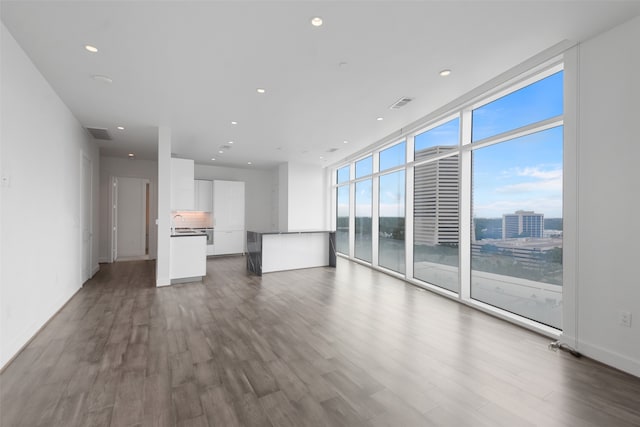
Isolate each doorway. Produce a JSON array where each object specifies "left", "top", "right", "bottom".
[{"left": 112, "top": 176, "right": 150, "bottom": 261}]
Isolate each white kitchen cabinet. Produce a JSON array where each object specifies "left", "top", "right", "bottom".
[
  {"left": 213, "top": 230, "right": 245, "bottom": 255},
  {"left": 212, "top": 180, "right": 245, "bottom": 255},
  {"left": 171, "top": 158, "right": 194, "bottom": 210},
  {"left": 194, "top": 179, "right": 213, "bottom": 212},
  {"left": 170, "top": 235, "right": 206, "bottom": 280}
]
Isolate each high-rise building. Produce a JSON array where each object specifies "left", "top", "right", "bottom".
[
  {"left": 414, "top": 146, "right": 459, "bottom": 245},
  {"left": 502, "top": 210, "right": 544, "bottom": 239}
]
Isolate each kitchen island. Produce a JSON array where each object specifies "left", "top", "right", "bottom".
[{"left": 246, "top": 230, "right": 336, "bottom": 275}]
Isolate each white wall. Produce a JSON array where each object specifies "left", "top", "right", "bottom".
[
  {"left": 278, "top": 163, "right": 288, "bottom": 231},
  {"left": 285, "top": 162, "right": 327, "bottom": 231},
  {"left": 156, "top": 128, "right": 171, "bottom": 286},
  {"left": 570, "top": 16, "right": 640, "bottom": 376},
  {"left": 194, "top": 163, "right": 277, "bottom": 232},
  {"left": 99, "top": 156, "right": 158, "bottom": 262},
  {"left": 0, "top": 23, "right": 99, "bottom": 369}
]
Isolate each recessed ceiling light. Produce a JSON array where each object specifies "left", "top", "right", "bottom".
[
  {"left": 231, "top": 121, "right": 238, "bottom": 125},
  {"left": 343, "top": 140, "right": 349, "bottom": 144},
  {"left": 228, "top": 141, "right": 234, "bottom": 144},
  {"left": 218, "top": 150, "right": 224, "bottom": 154},
  {"left": 311, "top": 17, "right": 323, "bottom": 27},
  {"left": 117, "top": 126, "right": 125, "bottom": 130},
  {"left": 257, "top": 88, "right": 266, "bottom": 94},
  {"left": 128, "top": 153, "right": 135, "bottom": 158},
  {"left": 376, "top": 117, "right": 384, "bottom": 121},
  {"left": 91, "top": 74, "right": 113, "bottom": 84},
  {"left": 84, "top": 44, "right": 98, "bottom": 53},
  {"left": 319, "top": 156, "right": 324, "bottom": 159},
  {"left": 211, "top": 158, "right": 216, "bottom": 161},
  {"left": 439, "top": 69, "right": 452, "bottom": 77},
  {"left": 247, "top": 161, "right": 252, "bottom": 165}
]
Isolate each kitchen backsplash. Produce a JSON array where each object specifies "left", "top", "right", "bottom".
[{"left": 171, "top": 211, "right": 213, "bottom": 228}]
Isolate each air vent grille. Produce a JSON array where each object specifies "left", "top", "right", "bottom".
[
  {"left": 389, "top": 97, "right": 414, "bottom": 110},
  {"left": 86, "top": 127, "right": 112, "bottom": 140},
  {"left": 327, "top": 148, "right": 339, "bottom": 153}
]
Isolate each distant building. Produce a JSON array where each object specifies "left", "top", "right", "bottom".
[
  {"left": 414, "top": 146, "right": 459, "bottom": 245},
  {"left": 502, "top": 210, "right": 544, "bottom": 239}
]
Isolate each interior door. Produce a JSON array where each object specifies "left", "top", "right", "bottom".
[{"left": 115, "top": 177, "right": 147, "bottom": 259}]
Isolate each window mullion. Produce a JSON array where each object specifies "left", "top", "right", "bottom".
[{"left": 460, "top": 108, "right": 473, "bottom": 301}]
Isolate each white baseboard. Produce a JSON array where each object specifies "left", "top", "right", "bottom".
[
  {"left": 559, "top": 333, "right": 578, "bottom": 349},
  {"left": 156, "top": 277, "right": 171, "bottom": 287},
  {"left": 576, "top": 339, "right": 640, "bottom": 378},
  {"left": 98, "top": 256, "right": 111, "bottom": 263}
]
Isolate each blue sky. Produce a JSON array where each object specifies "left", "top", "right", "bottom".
[
  {"left": 339, "top": 71, "right": 564, "bottom": 219},
  {"left": 472, "top": 71, "right": 563, "bottom": 218},
  {"left": 473, "top": 126, "right": 563, "bottom": 218}
]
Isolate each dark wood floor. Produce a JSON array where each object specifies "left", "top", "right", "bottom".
[{"left": 2, "top": 256, "right": 640, "bottom": 426}]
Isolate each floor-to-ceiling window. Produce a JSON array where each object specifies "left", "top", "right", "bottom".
[
  {"left": 331, "top": 64, "right": 563, "bottom": 332},
  {"left": 336, "top": 165, "right": 350, "bottom": 255},
  {"left": 413, "top": 118, "right": 460, "bottom": 292},
  {"left": 470, "top": 70, "right": 563, "bottom": 328},
  {"left": 379, "top": 142, "right": 406, "bottom": 273},
  {"left": 355, "top": 156, "right": 373, "bottom": 262}
]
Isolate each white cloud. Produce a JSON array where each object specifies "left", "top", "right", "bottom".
[
  {"left": 516, "top": 166, "right": 562, "bottom": 180},
  {"left": 379, "top": 203, "right": 405, "bottom": 217},
  {"left": 496, "top": 177, "right": 562, "bottom": 194}
]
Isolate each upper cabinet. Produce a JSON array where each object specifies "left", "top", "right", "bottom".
[
  {"left": 194, "top": 179, "right": 213, "bottom": 212},
  {"left": 213, "top": 180, "right": 245, "bottom": 231},
  {"left": 170, "top": 158, "right": 194, "bottom": 210},
  {"left": 213, "top": 180, "right": 245, "bottom": 255}
]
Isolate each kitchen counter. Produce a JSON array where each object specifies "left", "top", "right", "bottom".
[
  {"left": 171, "top": 228, "right": 210, "bottom": 237},
  {"left": 246, "top": 230, "right": 336, "bottom": 275}
]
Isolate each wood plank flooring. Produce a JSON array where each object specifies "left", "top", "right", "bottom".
[{"left": 1, "top": 256, "right": 640, "bottom": 426}]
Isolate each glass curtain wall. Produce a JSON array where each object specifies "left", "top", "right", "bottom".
[
  {"left": 379, "top": 170, "right": 405, "bottom": 273},
  {"left": 355, "top": 180, "right": 372, "bottom": 262},
  {"left": 355, "top": 156, "right": 373, "bottom": 262},
  {"left": 336, "top": 185, "right": 350, "bottom": 255},
  {"left": 336, "top": 165, "right": 350, "bottom": 255},
  {"left": 413, "top": 118, "right": 460, "bottom": 292},
  {"left": 470, "top": 71, "right": 563, "bottom": 328},
  {"left": 332, "top": 66, "right": 563, "bottom": 331},
  {"left": 379, "top": 142, "right": 406, "bottom": 273}
]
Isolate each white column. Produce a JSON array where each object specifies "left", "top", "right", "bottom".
[
  {"left": 156, "top": 126, "right": 171, "bottom": 286},
  {"left": 560, "top": 45, "right": 579, "bottom": 348}
]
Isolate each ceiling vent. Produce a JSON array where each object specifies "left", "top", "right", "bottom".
[
  {"left": 389, "top": 97, "right": 414, "bottom": 110},
  {"left": 326, "top": 148, "right": 339, "bottom": 153},
  {"left": 86, "top": 127, "right": 112, "bottom": 140},
  {"left": 220, "top": 145, "right": 232, "bottom": 150}
]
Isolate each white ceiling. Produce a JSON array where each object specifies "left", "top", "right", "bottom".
[{"left": 2, "top": 1, "right": 639, "bottom": 169}]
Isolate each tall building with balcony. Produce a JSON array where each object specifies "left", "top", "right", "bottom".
[
  {"left": 502, "top": 210, "right": 544, "bottom": 239},
  {"left": 414, "top": 146, "right": 459, "bottom": 245}
]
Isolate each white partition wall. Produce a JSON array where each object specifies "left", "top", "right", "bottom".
[
  {"left": 156, "top": 126, "right": 171, "bottom": 287},
  {"left": 1, "top": 23, "right": 100, "bottom": 368},
  {"left": 570, "top": 16, "right": 640, "bottom": 376}
]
